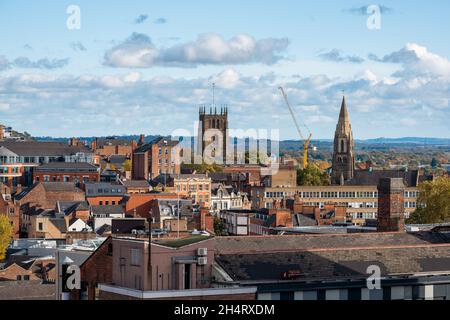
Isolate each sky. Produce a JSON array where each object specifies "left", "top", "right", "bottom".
[{"left": 0, "top": 0, "right": 449, "bottom": 139}]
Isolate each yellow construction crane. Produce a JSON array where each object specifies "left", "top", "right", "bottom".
[{"left": 279, "top": 86, "right": 313, "bottom": 169}]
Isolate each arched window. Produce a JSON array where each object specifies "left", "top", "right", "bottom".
[{"left": 340, "top": 140, "right": 345, "bottom": 153}]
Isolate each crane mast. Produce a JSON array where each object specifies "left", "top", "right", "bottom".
[{"left": 279, "top": 86, "right": 312, "bottom": 169}]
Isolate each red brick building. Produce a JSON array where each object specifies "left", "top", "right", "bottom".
[
  {"left": 132, "top": 137, "right": 181, "bottom": 181},
  {"left": 33, "top": 162, "right": 100, "bottom": 185}
]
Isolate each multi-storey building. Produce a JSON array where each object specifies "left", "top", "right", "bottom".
[
  {"left": 132, "top": 137, "right": 181, "bottom": 180},
  {"left": 33, "top": 162, "right": 100, "bottom": 185},
  {"left": 173, "top": 174, "right": 212, "bottom": 208},
  {"left": 0, "top": 141, "right": 94, "bottom": 188},
  {"left": 251, "top": 170, "right": 422, "bottom": 225}
]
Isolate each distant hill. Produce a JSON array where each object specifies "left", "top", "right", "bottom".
[
  {"left": 35, "top": 135, "right": 161, "bottom": 145},
  {"left": 360, "top": 137, "right": 450, "bottom": 145}
]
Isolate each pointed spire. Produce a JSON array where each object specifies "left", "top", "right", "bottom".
[{"left": 339, "top": 95, "right": 349, "bottom": 123}]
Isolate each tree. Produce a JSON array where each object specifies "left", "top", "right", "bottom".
[
  {"left": 122, "top": 159, "right": 132, "bottom": 172},
  {"left": 182, "top": 162, "right": 223, "bottom": 174},
  {"left": 297, "top": 164, "right": 330, "bottom": 186},
  {"left": 213, "top": 216, "right": 225, "bottom": 236},
  {"left": 431, "top": 157, "right": 439, "bottom": 168},
  {"left": 0, "top": 215, "right": 13, "bottom": 261},
  {"left": 407, "top": 177, "right": 450, "bottom": 224}
]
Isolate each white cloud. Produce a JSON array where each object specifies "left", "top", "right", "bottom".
[
  {"left": 370, "top": 43, "right": 450, "bottom": 78},
  {"left": 104, "top": 33, "right": 290, "bottom": 68},
  {"left": 1, "top": 43, "right": 450, "bottom": 138}
]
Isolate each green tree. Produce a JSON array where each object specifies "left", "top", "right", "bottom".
[
  {"left": 296, "top": 165, "right": 330, "bottom": 186},
  {"left": 431, "top": 157, "right": 439, "bottom": 168},
  {"left": 0, "top": 215, "right": 13, "bottom": 261},
  {"left": 407, "top": 177, "right": 450, "bottom": 224},
  {"left": 213, "top": 216, "right": 225, "bottom": 236}
]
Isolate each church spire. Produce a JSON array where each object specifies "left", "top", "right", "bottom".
[
  {"left": 339, "top": 96, "right": 349, "bottom": 123},
  {"left": 331, "top": 95, "right": 355, "bottom": 185}
]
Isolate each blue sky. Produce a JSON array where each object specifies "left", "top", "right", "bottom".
[{"left": 0, "top": 0, "right": 449, "bottom": 139}]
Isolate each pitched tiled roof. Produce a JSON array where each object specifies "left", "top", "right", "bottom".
[{"left": 0, "top": 281, "right": 56, "bottom": 300}]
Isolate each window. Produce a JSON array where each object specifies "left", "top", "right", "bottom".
[
  {"left": 130, "top": 249, "right": 142, "bottom": 266},
  {"left": 38, "top": 222, "right": 43, "bottom": 231},
  {"left": 23, "top": 275, "right": 30, "bottom": 281},
  {"left": 16, "top": 275, "right": 22, "bottom": 281}
]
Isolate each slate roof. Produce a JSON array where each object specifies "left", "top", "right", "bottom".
[
  {"left": 134, "top": 137, "right": 178, "bottom": 153},
  {"left": 293, "top": 213, "right": 317, "bottom": 227},
  {"left": 34, "top": 162, "right": 99, "bottom": 173},
  {"left": 85, "top": 182, "right": 125, "bottom": 197},
  {"left": 345, "top": 169, "right": 424, "bottom": 187},
  {"left": 215, "top": 231, "right": 450, "bottom": 255},
  {"left": 57, "top": 201, "right": 89, "bottom": 215},
  {"left": 216, "top": 245, "right": 450, "bottom": 283},
  {"left": 0, "top": 141, "right": 91, "bottom": 157},
  {"left": 91, "top": 205, "right": 124, "bottom": 216},
  {"left": 49, "top": 219, "right": 67, "bottom": 233},
  {"left": 120, "top": 180, "right": 150, "bottom": 188}
]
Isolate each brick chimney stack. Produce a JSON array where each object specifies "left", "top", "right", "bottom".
[{"left": 377, "top": 178, "right": 406, "bottom": 232}]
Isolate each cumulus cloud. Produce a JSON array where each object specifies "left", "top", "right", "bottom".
[
  {"left": 318, "top": 49, "right": 364, "bottom": 64},
  {"left": 104, "top": 33, "right": 290, "bottom": 68},
  {"left": 134, "top": 14, "right": 148, "bottom": 24},
  {"left": 369, "top": 43, "right": 450, "bottom": 78},
  {"left": 2, "top": 43, "right": 450, "bottom": 138}
]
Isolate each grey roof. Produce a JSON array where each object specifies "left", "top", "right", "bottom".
[
  {"left": 293, "top": 213, "right": 318, "bottom": 227},
  {"left": 96, "top": 224, "right": 112, "bottom": 236},
  {"left": 57, "top": 201, "right": 89, "bottom": 215},
  {"left": 91, "top": 205, "right": 124, "bottom": 216},
  {"left": 120, "top": 180, "right": 150, "bottom": 188},
  {"left": 34, "top": 162, "right": 99, "bottom": 173},
  {"left": 0, "top": 281, "right": 56, "bottom": 300},
  {"left": 85, "top": 182, "right": 126, "bottom": 197},
  {"left": 345, "top": 169, "right": 423, "bottom": 187},
  {"left": 216, "top": 245, "right": 450, "bottom": 283},
  {"left": 0, "top": 141, "right": 91, "bottom": 157},
  {"left": 49, "top": 219, "right": 67, "bottom": 233},
  {"left": 134, "top": 137, "right": 178, "bottom": 153},
  {"left": 215, "top": 231, "right": 450, "bottom": 255}
]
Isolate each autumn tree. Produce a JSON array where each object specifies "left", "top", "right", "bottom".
[
  {"left": 407, "top": 177, "right": 450, "bottom": 224},
  {"left": 0, "top": 215, "right": 13, "bottom": 261},
  {"left": 296, "top": 164, "right": 330, "bottom": 186},
  {"left": 122, "top": 159, "right": 132, "bottom": 172}
]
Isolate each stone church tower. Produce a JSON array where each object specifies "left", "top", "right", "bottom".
[
  {"left": 198, "top": 106, "right": 228, "bottom": 163},
  {"left": 331, "top": 96, "right": 355, "bottom": 185}
]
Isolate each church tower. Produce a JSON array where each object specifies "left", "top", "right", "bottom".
[
  {"left": 198, "top": 105, "right": 228, "bottom": 163},
  {"left": 331, "top": 96, "right": 355, "bottom": 185}
]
